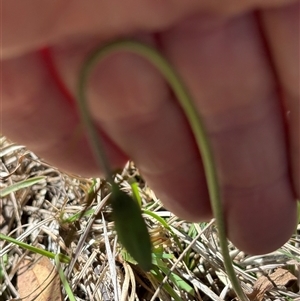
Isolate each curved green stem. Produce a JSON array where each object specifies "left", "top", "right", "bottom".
[{"left": 76, "top": 40, "right": 249, "bottom": 301}]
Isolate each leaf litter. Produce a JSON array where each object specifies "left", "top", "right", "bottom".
[{"left": 0, "top": 135, "right": 300, "bottom": 301}]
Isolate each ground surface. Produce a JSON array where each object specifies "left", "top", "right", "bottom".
[{"left": 1, "top": 136, "right": 299, "bottom": 301}]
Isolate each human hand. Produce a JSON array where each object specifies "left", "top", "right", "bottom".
[{"left": 2, "top": 0, "right": 299, "bottom": 254}]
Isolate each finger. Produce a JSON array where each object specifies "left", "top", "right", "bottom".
[
  {"left": 2, "top": 6, "right": 297, "bottom": 255},
  {"left": 51, "top": 11, "right": 297, "bottom": 253},
  {"left": 259, "top": 2, "right": 300, "bottom": 198},
  {"left": 1, "top": 52, "right": 128, "bottom": 174},
  {"left": 1, "top": 0, "right": 201, "bottom": 57},
  {"left": 3, "top": 0, "right": 297, "bottom": 58},
  {"left": 158, "top": 12, "right": 297, "bottom": 253},
  {"left": 48, "top": 35, "right": 212, "bottom": 220}
]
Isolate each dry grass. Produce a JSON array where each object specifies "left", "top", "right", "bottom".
[{"left": 1, "top": 135, "right": 299, "bottom": 301}]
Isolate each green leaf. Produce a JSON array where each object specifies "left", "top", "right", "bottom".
[{"left": 111, "top": 184, "right": 152, "bottom": 271}]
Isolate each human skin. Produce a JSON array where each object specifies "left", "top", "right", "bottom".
[{"left": 1, "top": 0, "right": 299, "bottom": 254}]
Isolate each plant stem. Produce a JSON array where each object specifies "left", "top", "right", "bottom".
[{"left": 76, "top": 40, "right": 249, "bottom": 301}]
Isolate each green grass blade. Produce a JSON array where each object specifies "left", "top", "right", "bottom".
[
  {"left": 151, "top": 266, "right": 183, "bottom": 301},
  {"left": 130, "top": 180, "right": 142, "bottom": 207},
  {"left": 55, "top": 254, "right": 76, "bottom": 301},
  {"left": 62, "top": 208, "right": 95, "bottom": 223},
  {"left": 143, "top": 209, "right": 172, "bottom": 232},
  {"left": 152, "top": 256, "right": 195, "bottom": 296},
  {"left": 143, "top": 209, "right": 183, "bottom": 252},
  {"left": 0, "top": 233, "right": 70, "bottom": 264},
  {"left": 0, "top": 176, "right": 46, "bottom": 197}
]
